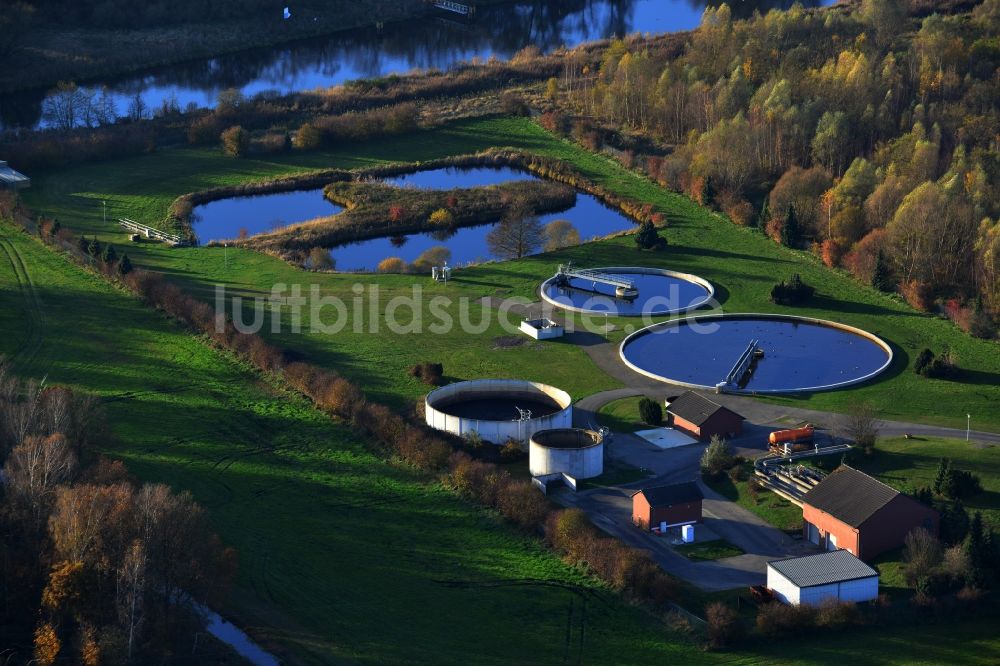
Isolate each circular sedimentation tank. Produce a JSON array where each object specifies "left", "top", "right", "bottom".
[
  {"left": 619, "top": 313, "right": 893, "bottom": 394},
  {"left": 529, "top": 428, "right": 604, "bottom": 479},
  {"left": 424, "top": 379, "right": 573, "bottom": 443},
  {"left": 540, "top": 266, "right": 714, "bottom": 317}
]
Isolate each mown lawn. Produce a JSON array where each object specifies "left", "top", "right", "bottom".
[
  {"left": 674, "top": 540, "right": 744, "bottom": 561},
  {"left": 597, "top": 396, "right": 648, "bottom": 433},
  {"left": 0, "top": 222, "right": 712, "bottom": 665},
  {"left": 23, "top": 116, "right": 1000, "bottom": 431},
  {"left": 705, "top": 463, "right": 805, "bottom": 532}
]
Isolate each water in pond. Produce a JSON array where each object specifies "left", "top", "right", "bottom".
[
  {"left": 438, "top": 397, "right": 562, "bottom": 420},
  {"left": 331, "top": 166, "right": 635, "bottom": 271},
  {"left": 542, "top": 270, "right": 713, "bottom": 316},
  {"left": 3, "top": 0, "right": 830, "bottom": 130},
  {"left": 192, "top": 189, "right": 342, "bottom": 242},
  {"left": 195, "top": 603, "right": 280, "bottom": 666},
  {"left": 621, "top": 317, "right": 891, "bottom": 393}
]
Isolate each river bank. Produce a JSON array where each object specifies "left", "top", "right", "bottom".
[{"left": 0, "top": 0, "right": 514, "bottom": 95}]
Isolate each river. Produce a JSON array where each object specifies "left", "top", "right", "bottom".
[{"left": 0, "top": 0, "right": 829, "bottom": 131}]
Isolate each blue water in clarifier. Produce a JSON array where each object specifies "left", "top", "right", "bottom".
[
  {"left": 331, "top": 167, "right": 636, "bottom": 271},
  {"left": 543, "top": 272, "right": 712, "bottom": 316},
  {"left": 193, "top": 189, "right": 342, "bottom": 242},
  {"left": 621, "top": 317, "right": 890, "bottom": 392}
]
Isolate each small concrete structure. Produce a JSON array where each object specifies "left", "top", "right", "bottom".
[
  {"left": 529, "top": 428, "right": 603, "bottom": 480},
  {"left": 424, "top": 379, "right": 572, "bottom": 444},
  {"left": 767, "top": 550, "right": 879, "bottom": 606},
  {"left": 0, "top": 161, "right": 30, "bottom": 191},
  {"left": 519, "top": 318, "right": 564, "bottom": 340},
  {"left": 633, "top": 427, "right": 698, "bottom": 450}
]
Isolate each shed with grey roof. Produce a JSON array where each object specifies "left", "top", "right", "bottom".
[
  {"left": 767, "top": 549, "right": 879, "bottom": 606},
  {"left": 0, "top": 161, "right": 30, "bottom": 191}
]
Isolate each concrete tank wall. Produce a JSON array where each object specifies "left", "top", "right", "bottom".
[
  {"left": 529, "top": 428, "right": 604, "bottom": 479},
  {"left": 424, "top": 379, "right": 573, "bottom": 444}
]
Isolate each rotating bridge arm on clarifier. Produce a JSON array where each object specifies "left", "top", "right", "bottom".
[
  {"left": 556, "top": 264, "right": 635, "bottom": 291},
  {"left": 720, "top": 338, "right": 760, "bottom": 390}
]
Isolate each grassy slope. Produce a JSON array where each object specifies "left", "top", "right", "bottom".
[
  {"left": 0, "top": 222, "right": 711, "bottom": 665},
  {"left": 597, "top": 396, "right": 647, "bottom": 433},
  {"left": 704, "top": 462, "right": 806, "bottom": 532},
  {"left": 23, "top": 116, "right": 1000, "bottom": 431}
]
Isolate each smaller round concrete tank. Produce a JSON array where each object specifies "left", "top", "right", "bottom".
[
  {"left": 424, "top": 379, "right": 573, "bottom": 444},
  {"left": 529, "top": 428, "right": 604, "bottom": 480}
]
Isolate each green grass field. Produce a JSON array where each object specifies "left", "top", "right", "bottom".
[
  {"left": 23, "top": 116, "right": 1000, "bottom": 431},
  {"left": 597, "top": 396, "right": 648, "bottom": 433},
  {"left": 0, "top": 222, "right": 716, "bottom": 664},
  {"left": 10, "top": 115, "right": 1000, "bottom": 663}
]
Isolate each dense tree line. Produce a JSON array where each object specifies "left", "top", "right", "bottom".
[
  {"left": 555, "top": 0, "right": 1000, "bottom": 335},
  {"left": 0, "top": 360, "right": 235, "bottom": 664}
]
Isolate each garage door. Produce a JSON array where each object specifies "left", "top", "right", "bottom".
[{"left": 806, "top": 522, "right": 819, "bottom": 545}]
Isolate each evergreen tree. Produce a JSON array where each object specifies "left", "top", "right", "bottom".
[
  {"left": 635, "top": 220, "right": 661, "bottom": 250},
  {"left": 101, "top": 244, "right": 117, "bottom": 264},
  {"left": 965, "top": 511, "right": 988, "bottom": 587},
  {"left": 871, "top": 250, "right": 892, "bottom": 291},
  {"left": 78, "top": 236, "right": 90, "bottom": 254},
  {"left": 780, "top": 204, "right": 800, "bottom": 247},
  {"left": 118, "top": 254, "right": 133, "bottom": 275},
  {"left": 701, "top": 176, "right": 716, "bottom": 207},
  {"left": 933, "top": 458, "right": 951, "bottom": 495},
  {"left": 87, "top": 237, "right": 101, "bottom": 257}
]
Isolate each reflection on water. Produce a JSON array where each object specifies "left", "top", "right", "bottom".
[
  {"left": 329, "top": 166, "right": 636, "bottom": 271},
  {"left": 621, "top": 317, "right": 891, "bottom": 392},
  {"left": 1, "top": 0, "right": 828, "bottom": 130},
  {"left": 192, "top": 188, "right": 342, "bottom": 242}
]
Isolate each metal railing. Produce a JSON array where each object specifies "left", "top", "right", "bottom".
[{"left": 118, "top": 218, "right": 187, "bottom": 246}]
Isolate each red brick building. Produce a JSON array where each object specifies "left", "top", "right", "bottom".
[
  {"left": 665, "top": 392, "right": 744, "bottom": 441},
  {"left": 801, "top": 466, "right": 939, "bottom": 561},
  {"left": 632, "top": 482, "right": 703, "bottom": 530}
]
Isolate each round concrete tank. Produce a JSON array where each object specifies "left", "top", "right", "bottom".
[
  {"left": 529, "top": 428, "right": 604, "bottom": 479},
  {"left": 424, "top": 379, "right": 573, "bottom": 444}
]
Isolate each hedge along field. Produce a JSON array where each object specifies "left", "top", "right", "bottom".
[
  {"left": 22, "top": 116, "right": 1000, "bottom": 430},
  {"left": 0, "top": 222, "right": 728, "bottom": 665}
]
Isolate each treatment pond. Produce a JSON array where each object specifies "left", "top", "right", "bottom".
[
  {"left": 331, "top": 166, "right": 637, "bottom": 271},
  {"left": 620, "top": 314, "right": 893, "bottom": 393}
]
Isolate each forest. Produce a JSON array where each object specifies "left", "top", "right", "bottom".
[
  {"left": 0, "top": 359, "right": 235, "bottom": 664},
  {"left": 551, "top": 0, "right": 1000, "bottom": 335}
]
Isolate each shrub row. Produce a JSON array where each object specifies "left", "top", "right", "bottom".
[{"left": 5, "top": 203, "right": 682, "bottom": 612}]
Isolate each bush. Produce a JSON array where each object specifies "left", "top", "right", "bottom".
[
  {"left": 500, "top": 438, "right": 524, "bottom": 461},
  {"left": 756, "top": 602, "right": 815, "bottom": 636},
  {"left": 428, "top": 208, "right": 455, "bottom": 227},
  {"left": 914, "top": 348, "right": 959, "bottom": 379},
  {"left": 377, "top": 257, "right": 408, "bottom": 273},
  {"left": 637, "top": 397, "right": 662, "bottom": 426},
  {"left": 770, "top": 274, "right": 815, "bottom": 305},
  {"left": 220, "top": 125, "right": 249, "bottom": 157},
  {"left": 293, "top": 122, "right": 323, "bottom": 150},
  {"left": 700, "top": 435, "right": 735, "bottom": 479},
  {"left": 408, "top": 362, "right": 444, "bottom": 386},
  {"left": 635, "top": 220, "right": 664, "bottom": 250},
  {"left": 813, "top": 599, "right": 861, "bottom": 628},
  {"left": 705, "top": 602, "right": 744, "bottom": 648}
]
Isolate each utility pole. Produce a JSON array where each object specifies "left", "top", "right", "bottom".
[
  {"left": 967, "top": 414, "right": 971, "bottom": 442},
  {"left": 102, "top": 200, "right": 107, "bottom": 226}
]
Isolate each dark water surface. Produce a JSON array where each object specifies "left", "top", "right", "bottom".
[
  {"left": 3, "top": 0, "right": 829, "bottom": 130},
  {"left": 621, "top": 317, "right": 891, "bottom": 392}
]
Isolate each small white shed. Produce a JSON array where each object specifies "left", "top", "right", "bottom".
[
  {"left": 519, "top": 318, "right": 564, "bottom": 340},
  {"left": 767, "top": 550, "right": 879, "bottom": 606}
]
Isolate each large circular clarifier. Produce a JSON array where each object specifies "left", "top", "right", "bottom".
[
  {"left": 425, "top": 379, "right": 573, "bottom": 443},
  {"left": 620, "top": 314, "right": 893, "bottom": 393},
  {"left": 540, "top": 266, "right": 714, "bottom": 317}
]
